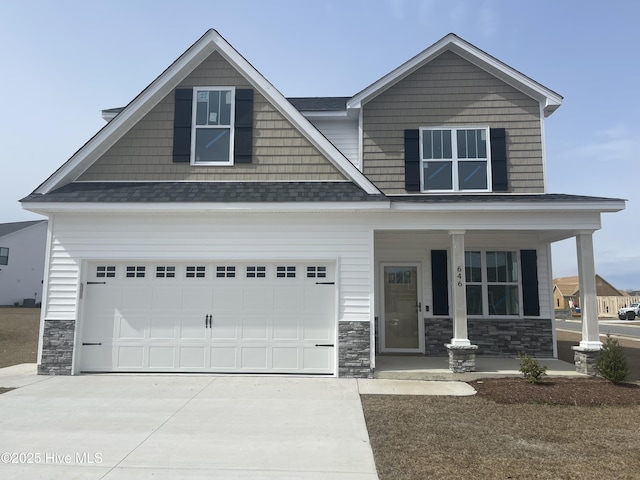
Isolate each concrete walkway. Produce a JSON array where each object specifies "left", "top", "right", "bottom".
[
  {"left": 374, "top": 356, "right": 584, "bottom": 381},
  {"left": 0, "top": 373, "right": 379, "bottom": 479}
]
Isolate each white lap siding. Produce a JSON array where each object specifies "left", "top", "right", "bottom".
[{"left": 41, "top": 212, "right": 373, "bottom": 325}]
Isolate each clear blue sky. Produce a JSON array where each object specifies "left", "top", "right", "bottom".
[{"left": 1, "top": 0, "right": 638, "bottom": 288}]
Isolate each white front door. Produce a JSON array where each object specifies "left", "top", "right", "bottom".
[
  {"left": 380, "top": 264, "right": 423, "bottom": 353},
  {"left": 79, "top": 261, "right": 336, "bottom": 374}
]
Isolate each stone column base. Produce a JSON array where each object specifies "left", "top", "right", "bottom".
[
  {"left": 571, "top": 346, "right": 600, "bottom": 376},
  {"left": 445, "top": 344, "right": 478, "bottom": 373}
]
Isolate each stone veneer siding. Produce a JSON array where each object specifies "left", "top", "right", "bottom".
[
  {"left": 38, "top": 320, "right": 76, "bottom": 375},
  {"left": 424, "top": 318, "right": 554, "bottom": 357},
  {"left": 338, "top": 321, "right": 373, "bottom": 378}
]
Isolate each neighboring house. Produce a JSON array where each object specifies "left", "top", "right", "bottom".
[
  {"left": 553, "top": 275, "right": 626, "bottom": 318},
  {"left": 21, "top": 30, "right": 624, "bottom": 376},
  {"left": 0, "top": 220, "right": 47, "bottom": 306}
]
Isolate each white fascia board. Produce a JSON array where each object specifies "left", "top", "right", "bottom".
[
  {"left": 22, "top": 201, "right": 391, "bottom": 215},
  {"left": 347, "top": 33, "right": 563, "bottom": 117},
  {"left": 390, "top": 199, "right": 626, "bottom": 213},
  {"left": 300, "top": 108, "right": 360, "bottom": 121},
  {"left": 37, "top": 30, "right": 380, "bottom": 196},
  {"left": 300, "top": 111, "right": 348, "bottom": 118}
]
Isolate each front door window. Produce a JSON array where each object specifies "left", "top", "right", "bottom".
[{"left": 383, "top": 266, "right": 420, "bottom": 349}]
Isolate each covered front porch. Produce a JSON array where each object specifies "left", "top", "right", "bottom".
[{"left": 370, "top": 197, "right": 624, "bottom": 376}]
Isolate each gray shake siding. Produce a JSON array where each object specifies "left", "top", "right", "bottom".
[
  {"left": 79, "top": 51, "right": 346, "bottom": 182},
  {"left": 362, "top": 50, "right": 544, "bottom": 194}
]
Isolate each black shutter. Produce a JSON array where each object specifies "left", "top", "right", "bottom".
[
  {"left": 404, "top": 129, "right": 420, "bottom": 192},
  {"left": 431, "top": 250, "right": 449, "bottom": 316},
  {"left": 490, "top": 128, "right": 508, "bottom": 191},
  {"left": 172, "top": 89, "right": 193, "bottom": 163},
  {"left": 520, "top": 250, "right": 540, "bottom": 316},
  {"left": 234, "top": 89, "right": 253, "bottom": 163}
]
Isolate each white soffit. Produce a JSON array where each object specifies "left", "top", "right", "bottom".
[
  {"left": 35, "top": 30, "right": 380, "bottom": 195},
  {"left": 347, "top": 33, "right": 563, "bottom": 117}
]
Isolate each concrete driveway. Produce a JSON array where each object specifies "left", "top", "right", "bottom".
[{"left": 0, "top": 374, "right": 379, "bottom": 479}]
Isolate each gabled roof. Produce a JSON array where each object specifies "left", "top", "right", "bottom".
[
  {"left": 0, "top": 220, "right": 45, "bottom": 238},
  {"left": 553, "top": 275, "right": 623, "bottom": 297},
  {"left": 33, "top": 30, "right": 379, "bottom": 196},
  {"left": 348, "top": 33, "right": 563, "bottom": 117}
]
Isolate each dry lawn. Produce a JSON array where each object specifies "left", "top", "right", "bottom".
[
  {"left": 0, "top": 307, "right": 40, "bottom": 368},
  {"left": 363, "top": 327, "right": 640, "bottom": 479},
  {"left": 362, "top": 395, "right": 640, "bottom": 480}
]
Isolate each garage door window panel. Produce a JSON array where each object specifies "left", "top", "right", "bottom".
[
  {"left": 186, "top": 266, "right": 206, "bottom": 278},
  {"left": 156, "top": 266, "right": 176, "bottom": 278},
  {"left": 126, "top": 266, "right": 146, "bottom": 278},
  {"left": 246, "top": 266, "right": 266, "bottom": 278},
  {"left": 216, "top": 266, "right": 236, "bottom": 278},
  {"left": 277, "top": 266, "right": 296, "bottom": 278},
  {"left": 307, "top": 266, "right": 327, "bottom": 278},
  {"left": 96, "top": 266, "right": 116, "bottom": 278}
]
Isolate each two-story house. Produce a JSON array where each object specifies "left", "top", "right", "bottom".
[{"left": 22, "top": 30, "right": 624, "bottom": 377}]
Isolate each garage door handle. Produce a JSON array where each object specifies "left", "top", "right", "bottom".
[
  {"left": 82, "top": 342, "right": 102, "bottom": 346},
  {"left": 205, "top": 314, "right": 212, "bottom": 328},
  {"left": 315, "top": 344, "right": 334, "bottom": 347}
]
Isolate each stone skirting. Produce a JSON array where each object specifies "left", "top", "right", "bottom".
[
  {"left": 446, "top": 344, "right": 478, "bottom": 373},
  {"left": 572, "top": 347, "right": 600, "bottom": 376},
  {"left": 338, "top": 321, "right": 373, "bottom": 378},
  {"left": 425, "top": 317, "right": 554, "bottom": 357},
  {"left": 38, "top": 319, "right": 76, "bottom": 375}
]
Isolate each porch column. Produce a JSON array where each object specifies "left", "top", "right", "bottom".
[
  {"left": 446, "top": 230, "right": 477, "bottom": 372},
  {"left": 449, "top": 231, "right": 470, "bottom": 346},
  {"left": 571, "top": 231, "right": 601, "bottom": 375}
]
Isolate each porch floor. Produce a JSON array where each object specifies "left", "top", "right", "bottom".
[{"left": 374, "top": 356, "right": 584, "bottom": 381}]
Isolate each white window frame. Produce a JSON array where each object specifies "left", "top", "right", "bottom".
[
  {"left": 465, "top": 250, "right": 522, "bottom": 318},
  {"left": 419, "top": 126, "right": 492, "bottom": 192},
  {"left": 191, "top": 86, "right": 236, "bottom": 166},
  {"left": 0, "top": 247, "right": 9, "bottom": 265}
]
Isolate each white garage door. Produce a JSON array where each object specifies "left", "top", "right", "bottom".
[{"left": 79, "top": 261, "right": 336, "bottom": 374}]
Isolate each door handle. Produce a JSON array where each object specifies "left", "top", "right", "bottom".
[{"left": 205, "top": 314, "right": 211, "bottom": 328}]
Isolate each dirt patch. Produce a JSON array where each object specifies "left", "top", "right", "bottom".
[
  {"left": 0, "top": 307, "right": 40, "bottom": 368},
  {"left": 362, "top": 394, "right": 640, "bottom": 480},
  {"left": 473, "top": 377, "right": 640, "bottom": 406}
]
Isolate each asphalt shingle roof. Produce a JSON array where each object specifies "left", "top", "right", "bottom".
[
  {"left": 0, "top": 220, "right": 45, "bottom": 238},
  {"left": 21, "top": 182, "right": 386, "bottom": 203},
  {"left": 22, "top": 183, "right": 623, "bottom": 206},
  {"left": 286, "top": 97, "right": 349, "bottom": 112}
]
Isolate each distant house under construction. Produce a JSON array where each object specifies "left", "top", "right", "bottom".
[{"left": 553, "top": 275, "right": 638, "bottom": 318}]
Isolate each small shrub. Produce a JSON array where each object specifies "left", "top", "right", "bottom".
[
  {"left": 596, "top": 334, "right": 628, "bottom": 384},
  {"left": 518, "top": 353, "right": 547, "bottom": 383}
]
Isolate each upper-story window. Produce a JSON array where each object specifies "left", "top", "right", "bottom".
[
  {"left": 192, "top": 87, "right": 235, "bottom": 165},
  {"left": 420, "top": 127, "right": 491, "bottom": 192},
  {"left": 0, "top": 247, "right": 8, "bottom": 265}
]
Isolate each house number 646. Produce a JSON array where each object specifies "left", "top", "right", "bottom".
[{"left": 456, "top": 266, "right": 463, "bottom": 287}]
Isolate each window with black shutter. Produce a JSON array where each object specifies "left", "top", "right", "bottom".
[
  {"left": 172, "top": 87, "right": 253, "bottom": 165},
  {"left": 404, "top": 127, "right": 508, "bottom": 192}
]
